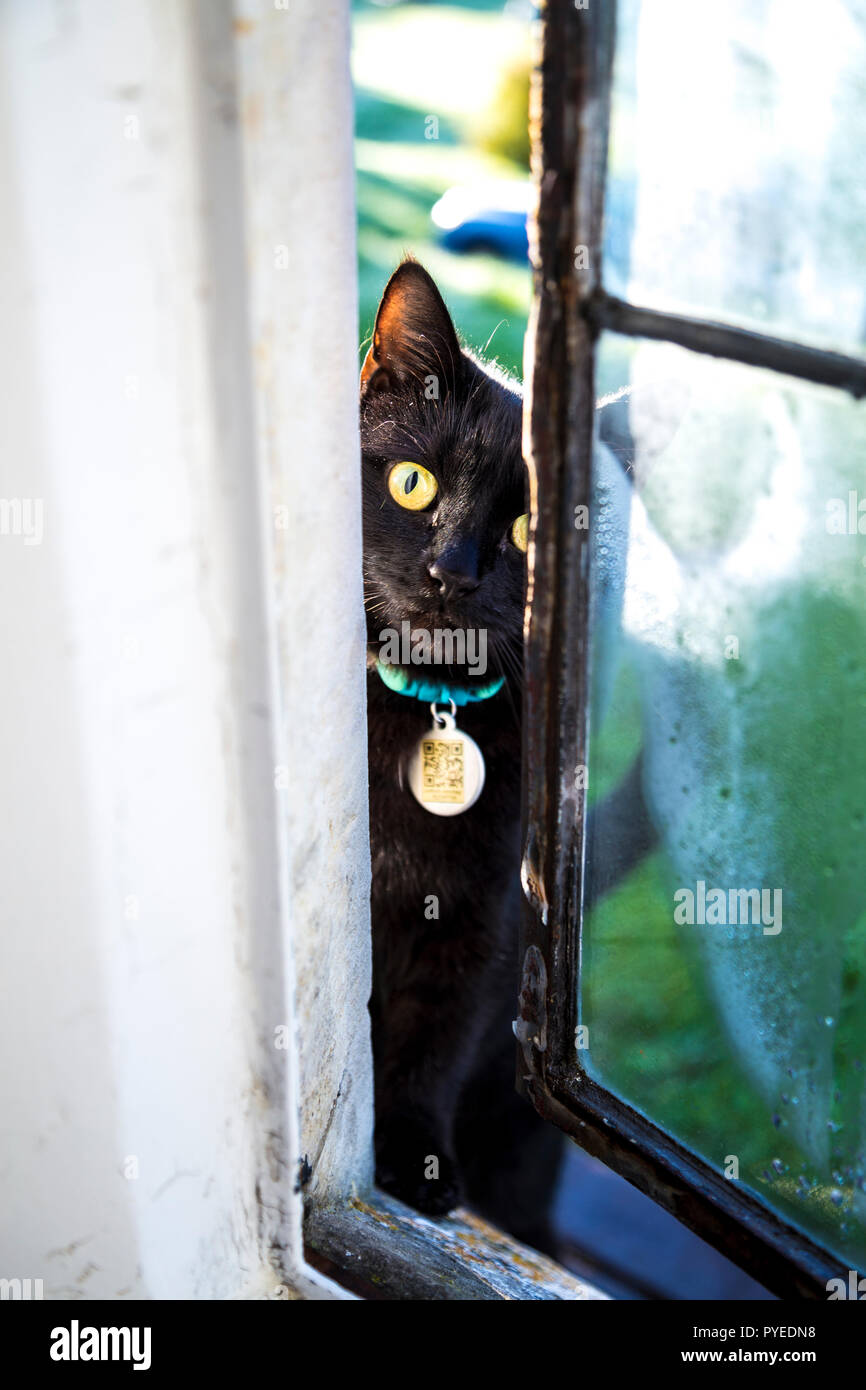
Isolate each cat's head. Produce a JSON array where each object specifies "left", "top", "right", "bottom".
[{"left": 359, "top": 260, "right": 527, "bottom": 684}]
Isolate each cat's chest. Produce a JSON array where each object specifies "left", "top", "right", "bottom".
[{"left": 367, "top": 683, "right": 522, "bottom": 901}]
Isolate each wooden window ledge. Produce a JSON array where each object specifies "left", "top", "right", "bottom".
[{"left": 305, "top": 1190, "right": 609, "bottom": 1301}]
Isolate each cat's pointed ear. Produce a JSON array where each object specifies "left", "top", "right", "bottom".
[{"left": 360, "top": 260, "right": 461, "bottom": 400}]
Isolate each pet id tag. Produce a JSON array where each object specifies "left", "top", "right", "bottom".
[{"left": 407, "top": 701, "right": 485, "bottom": 816}]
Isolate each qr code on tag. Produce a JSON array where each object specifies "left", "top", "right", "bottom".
[{"left": 420, "top": 738, "right": 465, "bottom": 803}]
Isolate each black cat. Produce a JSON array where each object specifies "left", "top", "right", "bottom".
[
  {"left": 360, "top": 260, "right": 652, "bottom": 1253},
  {"left": 359, "top": 260, "right": 564, "bottom": 1251}
]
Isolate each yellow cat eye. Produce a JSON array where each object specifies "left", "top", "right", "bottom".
[
  {"left": 511, "top": 513, "right": 529, "bottom": 552},
  {"left": 388, "top": 461, "right": 438, "bottom": 511}
]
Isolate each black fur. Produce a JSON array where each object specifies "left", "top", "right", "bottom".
[{"left": 360, "top": 261, "right": 563, "bottom": 1250}]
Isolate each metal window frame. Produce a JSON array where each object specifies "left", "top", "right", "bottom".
[{"left": 518, "top": 0, "right": 866, "bottom": 1300}]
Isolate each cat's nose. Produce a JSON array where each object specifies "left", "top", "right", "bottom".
[{"left": 428, "top": 541, "right": 480, "bottom": 600}]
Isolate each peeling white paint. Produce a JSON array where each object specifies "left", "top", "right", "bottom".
[{"left": 0, "top": 0, "right": 367, "bottom": 1300}]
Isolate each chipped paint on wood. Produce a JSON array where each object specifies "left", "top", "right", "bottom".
[
  {"left": 307, "top": 1192, "right": 607, "bottom": 1301},
  {"left": 0, "top": 0, "right": 364, "bottom": 1301},
  {"left": 233, "top": 0, "right": 375, "bottom": 1213}
]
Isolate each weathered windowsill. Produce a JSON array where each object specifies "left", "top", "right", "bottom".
[{"left": 304, "top": 1189, "right": 609, "bottom": 1301}]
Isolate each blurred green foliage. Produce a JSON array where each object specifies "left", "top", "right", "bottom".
[
  {"left": 353, "top": 0, "right": 532, "bottom": 380},
  {"left": 476, "top": 56, "right": 532, "bottom": 168}
]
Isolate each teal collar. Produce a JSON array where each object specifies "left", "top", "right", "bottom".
[{"left": 375, "top": 661, "right": 505, "bottom": 707}]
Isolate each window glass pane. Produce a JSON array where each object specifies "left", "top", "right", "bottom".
[
  {"left": 606, "top": 0, "right": 866, "bottom": 356},
  {"left": 584, "top": 331, "right": 866, "bottom": 1268}
]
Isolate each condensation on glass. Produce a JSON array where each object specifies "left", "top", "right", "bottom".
[
  {"left": 607, "top": 0, "right": 866, "bottom": 356},
  {"left": 583, "top": 331, "right": 866, "bottom": 1268}
]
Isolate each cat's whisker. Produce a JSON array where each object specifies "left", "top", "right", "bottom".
[
  {"left": 482, "top": 320, "right": 508, "bottom": 357},
  {"left": 489, "top": 635, "right": 524, "bottom": 731}
]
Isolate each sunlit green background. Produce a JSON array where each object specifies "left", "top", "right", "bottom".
[{"left": 352, "top": 0, "right": 532, "bottom": 377}]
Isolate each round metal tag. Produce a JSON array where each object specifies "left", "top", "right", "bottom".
[{"left": 407, "top": 708, "right": 486, "bottom": 816}]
